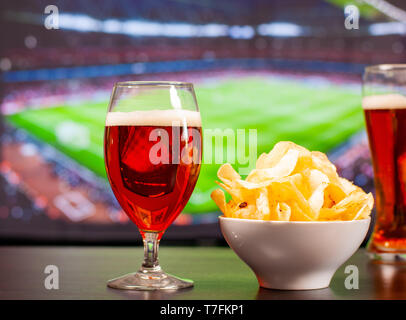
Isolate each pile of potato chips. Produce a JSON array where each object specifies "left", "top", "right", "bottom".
[{"left": 211, "top": 141, "right": 373, "bottom": 221}]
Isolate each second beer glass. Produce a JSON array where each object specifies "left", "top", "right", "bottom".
[{"left": 363, "top": 65, "right": 406, "bottom": 261}]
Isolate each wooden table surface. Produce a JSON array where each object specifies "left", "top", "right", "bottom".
[{"left": 0, "top": 246, "right": 406, "bottom": 300}]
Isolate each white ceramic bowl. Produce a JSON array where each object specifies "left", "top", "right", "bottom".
[{"left": 219, "top": 216, "right": 370, "bottom": 290}]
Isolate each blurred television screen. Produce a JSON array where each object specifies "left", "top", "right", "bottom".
[{"left": 1, "top": 0, "right": 405, "bottom": 243}]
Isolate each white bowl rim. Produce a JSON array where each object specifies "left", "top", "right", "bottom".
[{"left": 219, "top": 215, "right": 371, "bottom": 225}]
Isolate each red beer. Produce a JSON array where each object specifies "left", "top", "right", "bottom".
[
  {"left": 104, "top": 110, "right": 202, "bottom": 239},
  {"left": 363, "top": 94, "right": 406, "bottom": 252}
]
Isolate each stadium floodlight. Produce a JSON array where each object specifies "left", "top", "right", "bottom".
[
  {"left": 54, "top": 13, "right": 233, "bottom": 38},
  {"left": 199, "top": 24, "right": 229, "bottom": 37},
  {"left": 161, "top": 23, "right": 199, "bottom": 38},
  {"left": 58, "top": 13, "right": 100, "bottom": 32},
  {"left": 102, "top": 19, "right": 122, "bottom": 34},
  {"left": 121, "top": 20, "right": 163, "bottom": 37},
  {"left": 369, "top": 21, "right": 406, "bottom": 35},
  {"left": 229, "top": 26, "right": 255, "bottom": 39},
  {"left": 257, "top": 22, "right": 304, "bottom": 37}
]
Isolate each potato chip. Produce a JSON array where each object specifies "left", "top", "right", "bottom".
[
  {"left": 247, "top": 149, "right": 299, "bottom": 182},
  {"left": 280, "top": 173, "right": 304, "bottom": 194},
  {"left": 211, "top": 141, "right": 374, "bottom": 222},
  {"left": 276, "top": 202, "right": 291, "bottom": 221},
  {"left": 339, "top": 177, "right": 358, "bottom": 195},
  {"left": 310, "top": 151, "right": 340, "bottom": 184},
  {"left": 297, "top": 168, "right": 329, "bottom": 200},
  {"left": 352, "top": 204, "right": 369, "bottom": 220},
  {"left": 233, "top": 202, "right": 257, "bottom": 219},
  {"left": 308, "top": 183, "right": 328, "bottom": 217},
  {"left": 255, "top": 141, "right": 292, "bottom": 169},
  {"left": 307, "top": 169, "right": 329, "bottom": 192},
  {"left": 215, "top": 181, "right": 244, "bottom": 202},
  {"left": 256, "top": 188, "right": 271, "bottom": 220},
  {"left": 255, "top": 153, "right": 270, "bottom": 169},
  {"left": 328, "top": 190, "right": 373, "bottom": 221},
  {"left": 217, "top": 163, "right": 241, "bottom": 184},
  {"left": 318, "top": 207, "right": 343, "bottom": 221},
  {"left": 289, "top": 201, "right": 314, "bottom": 221},
  {"left": 269, "top": 181, "right": 317, "bottom": 220},
  {"left": 235, "top": 179, "right": 272, "bottom": 190},
  {"left": 323, "top": 183, "right": 347, "bottom": 208},
  {"left": 290, "top": 147, "right": 313, "bottom": 175},
  {"left": 210, "top": 189, "right": 228, "bottom": 216}
]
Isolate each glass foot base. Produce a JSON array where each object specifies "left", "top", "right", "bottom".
[
  {"left": 367, "top": 241, "right": 406, "bottom": 263},
  {"left": 107, "top": 268, "right": 194, "bottom": 291},
  {"left": 367, "top": 251, "right": 406, "bottom": 263}
]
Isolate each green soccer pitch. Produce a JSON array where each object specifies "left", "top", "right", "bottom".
[{"left": 6, "top": 76, "right": 365, "bottom": 213}]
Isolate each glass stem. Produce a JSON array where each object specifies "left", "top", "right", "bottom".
[{"left": 141, "top": 232, "right": 161, "bottom": 271}]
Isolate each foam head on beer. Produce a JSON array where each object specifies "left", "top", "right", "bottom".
[
  {"left": 105, "top": 109, "right": 202, "bottom": 127},
  {"left": 362, "top": 93, "right": 406, "bottom": 110},
  {"left": 104, "top": 109, "right": 202, "bottom": 234}
]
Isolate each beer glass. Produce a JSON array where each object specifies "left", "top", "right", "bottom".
[
  {"left": 104, "top": 81, "right": 202, "bottom": 289},
  {"left": 363, "top": 65, "right": 406, "bottom": 261}
]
